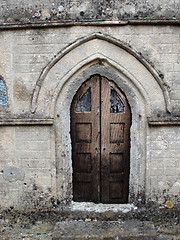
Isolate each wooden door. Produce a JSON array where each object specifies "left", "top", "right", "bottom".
[{"left": 71, "top": 75, "right": 131, "bottom": 203}]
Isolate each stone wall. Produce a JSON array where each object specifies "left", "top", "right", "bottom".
[
  {"left": 149, "top": 126, "right": 180, "bottom": 203},
  {"left": 0, "top": 126, "right": 56, "bottom": 209},
  {"left": 0, "top": 0, "right": 179, "bottom": 26}
]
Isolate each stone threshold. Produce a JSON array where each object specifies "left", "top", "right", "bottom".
[{"left": 64, "top": 201, "right": 138, "bottom": 214}]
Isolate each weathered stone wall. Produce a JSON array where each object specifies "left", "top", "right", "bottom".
[
  {"left": 149, "top": 126, "right": 180, "bottom": 203},
  {"left": 0, "top": 126, "right": 56, "bottom": 209},
  {"left": 0, "top": 0, "right": 179, "bottom": 26},
  {"left": 0, "top": 0, "right": 179, "bottom": 211}
]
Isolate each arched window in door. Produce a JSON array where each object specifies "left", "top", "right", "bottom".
[{"left": 71, "top": 75, "right": 131, "bottom": 204}]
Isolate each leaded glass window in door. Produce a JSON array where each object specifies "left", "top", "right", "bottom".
[
  {"left": 110, "top": 88, "right": 124, "bottom": 113},
  {"left": 76, "top": 87, "right": 91, "bottom": 112}
]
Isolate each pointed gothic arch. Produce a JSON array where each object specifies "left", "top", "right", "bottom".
[{"left": 31, "top": 32, "right": 171, "bottom": 115}]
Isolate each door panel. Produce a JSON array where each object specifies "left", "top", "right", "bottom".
[
  {"left": 71, "top": 75, "right": 131, "bottom": 203},
  {"left": 109, "top": 153, "right": 124, "bottom": 173},
  {"left": 110, "top": 123, "right": 125, "bottom": 143},
  {"left": 100, "top": 77, "right": 131, "bottom": 203},
  {"left": 75, "top": 123, "right": 92, "bottom": 143},
  {"left": 71, "top": 75, "right": 100, "bottom": 202}
]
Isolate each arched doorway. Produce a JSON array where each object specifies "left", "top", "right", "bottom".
[{"left": 71, "top": 75, "right": 131, "bottom": 203}]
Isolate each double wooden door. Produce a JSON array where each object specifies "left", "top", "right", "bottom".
[{"left": 71, "top": 75, "right": 131, "bottom": 203}]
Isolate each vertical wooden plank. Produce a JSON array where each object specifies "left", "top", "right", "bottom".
[
  {"left": 100, "top": 76, "right": 111, "bottom": 203},
  {"left": 90, "top": 75, "right": 101, "bottom": 202}
]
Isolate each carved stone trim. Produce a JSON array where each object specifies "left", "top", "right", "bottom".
[
  {"left": 0, "top": 19, "right": 179, "bottom": 30},
  {"left": 0, "top": 118, "right": 54, "bottom": 126},
  {"left": 148, "top": 118, "right": 180, "bottom": 126}
]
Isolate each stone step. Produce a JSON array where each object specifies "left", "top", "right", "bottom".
[{"left": 52, "top": 220, "right": 158, "bottom": 240}]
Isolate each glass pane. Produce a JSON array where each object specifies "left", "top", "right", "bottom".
[
  {"left": 0, "top": 78, "right": 7, "bottom": 107},
  {"left": 110, "top": 88, "right": 124, "bottom": 113},
  {"left": 76, "top": 87, "right": 91, "bottom": 112}
]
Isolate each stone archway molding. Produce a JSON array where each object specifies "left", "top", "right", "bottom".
[
  {"left": 31, "top": 32, "right": 172, "bottom": 114},
  {"left": 50, "top": 53, "right": 151, "bottom": 117}
]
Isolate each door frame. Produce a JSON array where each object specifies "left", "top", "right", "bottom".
[{"left": 55, "top": 64, "right": 147, "bottom": 205}]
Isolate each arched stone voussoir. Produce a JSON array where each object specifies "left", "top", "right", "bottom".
[{"left": 31, "top": 32, "right": 172, "bottom": 115}]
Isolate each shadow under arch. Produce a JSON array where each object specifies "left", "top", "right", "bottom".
[{"left": 31, "top": 32, "right": 171, "bottom": 114}]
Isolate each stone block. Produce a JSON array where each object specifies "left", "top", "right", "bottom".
[{"left": 2, "top": 166, "right": 25, "bottom": 182}]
